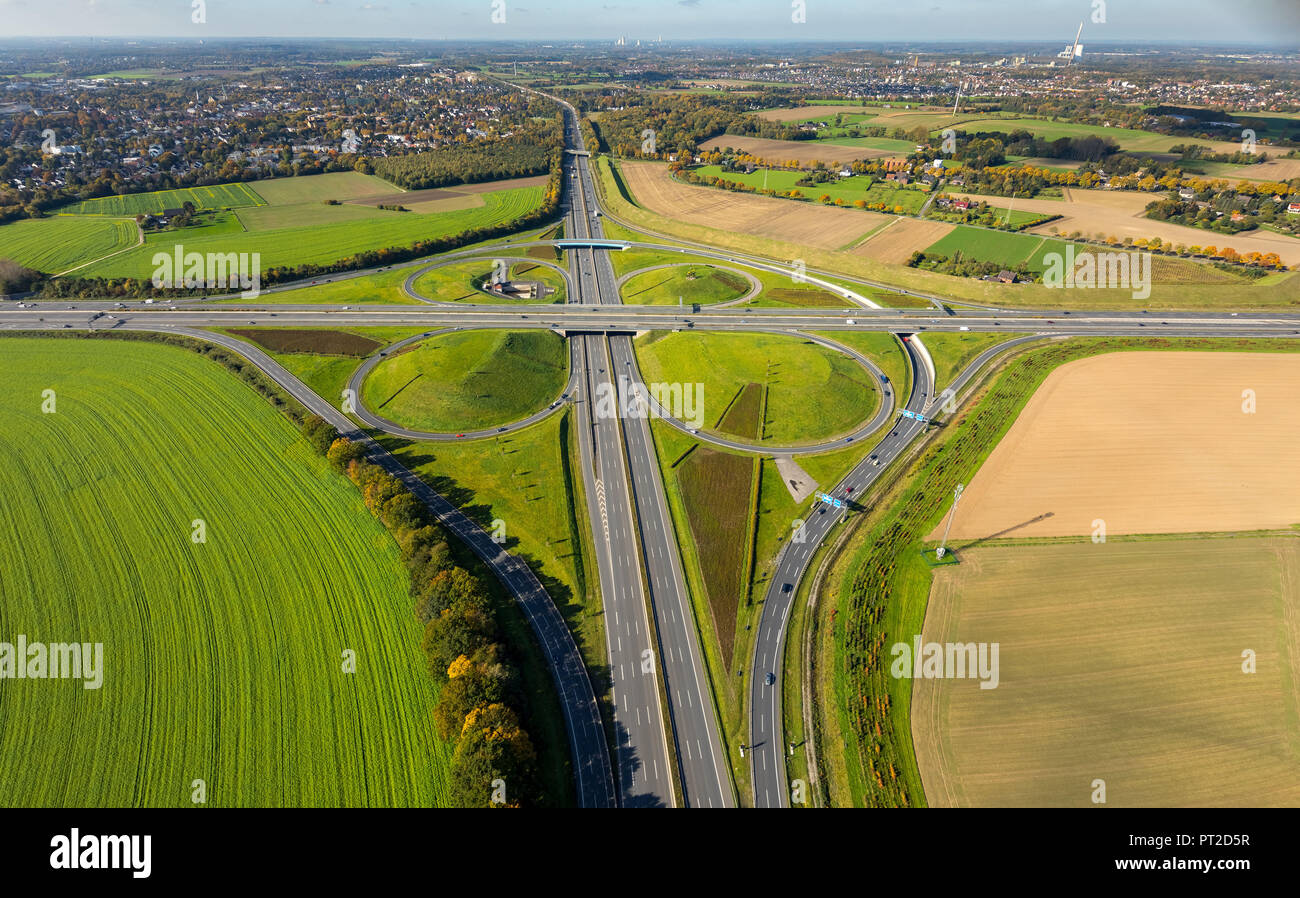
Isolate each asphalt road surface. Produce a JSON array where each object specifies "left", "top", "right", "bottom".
[
  {"left": 747, "top": 333, "right": 1045, "bottom": 807},
  {"left": 562, "top": 99, "right": 733, "bottom": 807}
]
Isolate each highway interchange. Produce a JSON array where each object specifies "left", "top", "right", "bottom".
[{"left": 6, "top": 99, "right": 1300, "bottom": 810}]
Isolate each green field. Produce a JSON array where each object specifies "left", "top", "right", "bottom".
[
  {"left": 688, "top": 165, "right": 927, "bottom": 213},
  {"left": 62, "top": 182, "right": 266, "bottom": 216},
  {"left": 924, "top": 225, "right": 1060, "bottom": 269},
  {"left": 411, "top": 258, "right": 566, "bottom": 304},
  {"left": 923, "top": 225, "right": 1255, "bottom": 284},
  {"left": 918, "top": 331, "right": 1031, "bottom": 391},
  {"left": 634, "top": 331, "right": 878, "bottom": 446},
  {"left": 942, "top": 117, "right": 1226, "bottom": 154},
  {"left": 229, "top": 266, "right": 421, "bottom": 305},
  {"left": 235, "top": 201, "right": 398, "bottom": 231},
  {"left": 361, "top": 330, "right": 568, "bottom": 432},
  {"left": 0, "top": 217, "right": 137, "bottom": 273},
  {"left": 621, "top": 264, "right": 750, "bottom": 305},
  {"left": 0, "top": 337, "right": 450, "bottom": 807},
  {"left": 74, "top": 186, "right": 545, "bottom": 280},
  {"left": 249, "top": 171, "right": 397, "bottom": 205}
]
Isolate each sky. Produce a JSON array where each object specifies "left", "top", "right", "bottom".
[{"left": 1, "top": 0, "right": 1297, "bottom": 44}]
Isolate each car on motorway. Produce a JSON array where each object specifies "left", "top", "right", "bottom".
[
  {"left": 959, "top": 325, "right": 970, "bottom": 331},
  {"left": 782, "top": 583, "right": 793, "bottom": 594},
  {"left": 765, "top": 672, "right": 776, "bottom": 686}
]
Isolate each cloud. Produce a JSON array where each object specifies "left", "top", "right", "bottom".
[{"left": 678, "top": 0, "right": 701, "bottom": 7}]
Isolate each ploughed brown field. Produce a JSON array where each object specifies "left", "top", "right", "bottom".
[
  {"left": 618, "top": 160, "right": 887, "bottom": 250},
  {"left": 936, "top": 351, "right": 1300, "bottom": 541},
  {"left": 853, "top": 218, "right": 955, "bottom": 263},
  {"left": 227, "top": 328, "right": 382, "bottom": 357}
]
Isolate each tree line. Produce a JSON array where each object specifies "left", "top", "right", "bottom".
[
  {"left": 579, "top": 92, "right": 797, "bottom": 161},
  {"left": 369, "top": 118, "right": 562, "bottom": 190},
  {"left": 301, "top": 420, "right": 542, "bottom": 808}
]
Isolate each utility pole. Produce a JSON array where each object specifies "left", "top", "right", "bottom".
[{"left": 935, "top": 483, "right": 964, "bottom": 559}]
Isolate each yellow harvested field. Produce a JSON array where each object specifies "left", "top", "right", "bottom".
[
  {"left": 853, "top": 218, "right": 955, "bottom": 263},
  {"left": 937, "top": 351, "right": 1300, "bottom": 541},
  {"left": 755, "top": 105, "right": 876, "bottom": 122},
  {"left": 915, "top": 538, "right": 1300, "bottom": 807},
  {"left": 1232, "top": 158, "right": 1300, "bottom": 182},
  {"left": 945, "top": 187, "right": 1300, "bottom": 266},
  {"left": 619, "top": 161, "right": 889, "bottom": 250},
  {"left": 699, "top": 135, "right": 900, "bottom": 167}
]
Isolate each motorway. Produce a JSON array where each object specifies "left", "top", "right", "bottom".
[
  {"left": 7, "top": 102, "right": 1300, "bottom": 811},
  {"left": 19, "top": 299, "right": 1300, "bottom": 339},
  {"left": 565, "top": 130, "right": 675, "bottom": 806},
  {"left": 560, "top": 102, "right": 733, "bottom": 807}
]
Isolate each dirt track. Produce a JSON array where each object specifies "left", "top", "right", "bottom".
[{"left": 937, "top": 351, "right": 1300, "bottom": 540}]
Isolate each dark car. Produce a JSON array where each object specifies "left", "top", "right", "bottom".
[
  {"left": 765, "top": 672, "right": 776, "bottom": 686},
  {"left": 781, "top": 583, "right": 794, "bottom": 594}
]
